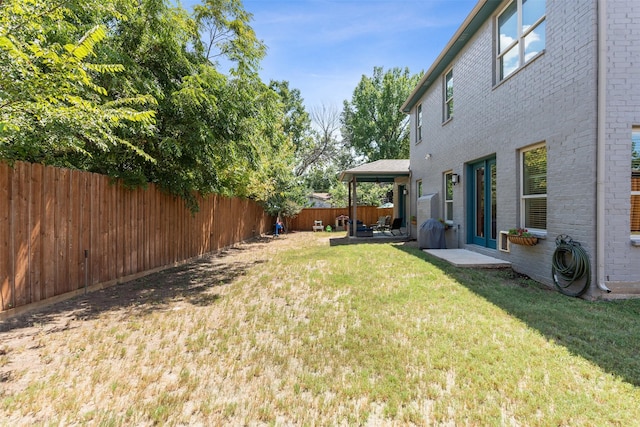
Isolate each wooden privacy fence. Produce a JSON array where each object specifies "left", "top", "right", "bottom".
[
  {"left": 0, "top": 161, "right": 274, "bottom": 314},
  {"left": 288, "top": 207, "right": 394, "bottom": 231}
]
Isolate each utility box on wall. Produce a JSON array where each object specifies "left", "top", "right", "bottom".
[
  {"left": 417, "top": 193, "right": 439, "bottom": 226},
  {"left": 415, "top": 193, "right": 458, "bottom": 248}
]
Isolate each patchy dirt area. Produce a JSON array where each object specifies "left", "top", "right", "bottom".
[{"left": 0, "top": 231, "right": 316, "bottom": 392}]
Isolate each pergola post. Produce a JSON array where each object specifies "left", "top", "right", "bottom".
[{"left": 351, "top": 177, "right": 358, "bottom": 237}]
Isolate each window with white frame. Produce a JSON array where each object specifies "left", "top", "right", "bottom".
[
  {"left": 444, "top": 69, "right": 453, "bottom": 121},
  {"left": 497, "top": 0, "right": 546, "bottom": 81},
  {"left": 521, "top": 143, "right": 547, "bottom": 231},
  {"left": 631, "top": 128, "right": 640, "bottom": 236},
  {"left": 444, "top": 172, "right": 453, "bottom": 222},
  {"left": 416, "top": 104, "right": 422, "bottom": 143},
  {"left": 416, "top": 179, "right": 423, "bottom": 200}
]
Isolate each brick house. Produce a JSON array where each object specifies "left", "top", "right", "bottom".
[{"left": 401, "top": 0, "right": 640, "bottom": 297}]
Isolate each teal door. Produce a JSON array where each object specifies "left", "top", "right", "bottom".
[{"left": 468, "top": 158, "right": 497, "bottom": 249}]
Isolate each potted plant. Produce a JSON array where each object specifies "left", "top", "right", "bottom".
[
  {"left": 410, "top": 215, "right": 417, "bottom": 225},
  {"left": 508, "top": 228, "right": 538, "bottom": 246},
  {"left": 439, "top": 218, "right": 452, "bottom": 230}
]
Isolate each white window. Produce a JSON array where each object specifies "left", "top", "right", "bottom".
[
  {"left": 416, "top": 179, "right": 423, "bottom": 200},
  {"left": 416, "top": 104, "right": 422, "bottom": 143},
  {"left": 444, "top": 172, "right": 453, "bottom": 222},
  {"left": 444, "top": 69, "right": 453, "bottom": 121},
  {"left": 631, "top": 129, "right": 640, "bottom": 236},
  {"left": 521, "top": 143, "right": 547, "bottom": 231},
  {"left": 497, "top": 0, "right": 546, "bottom": 81}
]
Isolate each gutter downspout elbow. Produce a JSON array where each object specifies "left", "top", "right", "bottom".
[{"left": 597, "top": 0, "right": 612, "bottom": 293}]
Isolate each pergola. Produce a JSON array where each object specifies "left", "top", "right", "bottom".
[{"left": 339, "top": 159, "right": 410, "bottom": 237}]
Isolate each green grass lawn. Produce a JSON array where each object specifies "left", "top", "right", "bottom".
[{"left": 2, "top": 233, "right": 640, "bottom": 425}]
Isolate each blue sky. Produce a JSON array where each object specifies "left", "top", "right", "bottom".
[{"left": 182, "top": 0, "right": 478, "bottom": 111}]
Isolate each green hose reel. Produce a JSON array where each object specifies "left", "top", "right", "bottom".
[{"left": 552, "top": 234, "right": 591, "bottom": 297}]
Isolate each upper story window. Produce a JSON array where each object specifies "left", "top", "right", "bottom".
[
  {"left": 521, "top": 143, "right": 547, "bottom": 232},
  {"left": 416, "top": 104, "right": 422, "bottom": 143},
  {"left": 497, "top": 0, "right": 546, "bottom": 81},
  {"left": 631, "top": 129, "right": 640, "bottom": 237},
  {"left": 444, "top": 69, "right": 453, "bottom": 121}
]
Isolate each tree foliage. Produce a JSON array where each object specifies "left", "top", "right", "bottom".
[
  {"left": 0, "top": 0, "right": 306, "bottom": 214},
  {"left": 268, "top": 81, "right": 314, "bottom": 176},
  {"left": 341, "top": 66, "right": 421, "bottom": 162},
  {"left": 0, "top": 0, "right": 156, "bottom": 164},
  {"left": 194, "top": 0, "right": 265, "bottom": 75}
]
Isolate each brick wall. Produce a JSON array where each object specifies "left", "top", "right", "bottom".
[
  {"left": 602, "top": 0, "right": 640, "bottom": 286},
  {"left": 410, "top": 0, "right": 607, "bottom": 290}
]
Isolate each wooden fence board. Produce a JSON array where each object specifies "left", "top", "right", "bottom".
[
  {"left": 149, "top": 187, "right": 157, "bottom": 270},
  {"left": 142, "top": 187, "right": 149, "bottom": 271},
  {"left": 79, "top": 171, "right": 91, "bottom": 291},
  {"left": 162, "top": 195, "right": 169, "bottom": 264},
  {"left": 69, "top": 170, "right": 82, "bottom": 292},
  {"left": 30, "top": 163, "right": 43, "bottom": 303},
  {"left": 205, "top": 195, "right": 213, "bottom": 253},
  {"left": 13, "top": 162, "right": 29, "bottom": 307},
  {"left": 131, "top": 187, "right": 138, "bottom": 275},
  {"left": 154, "top": 190, "right": 162, "bottom": 268},
  {"left": 117, "top": 183, "right": 125, "bottom": 278},
  {"left": 137, "top": 187, "right": 144, "bottom": 272},
  {"left": 0, "top": 163, "right": 10, "bottom": 310},
  {"left": 124, "top": 186, "right": 132, "bottom": 277},
  {"left": 42, "top": 166, "right": 56, "bottom": 299},
  {"left": 56, "top": 168, "right": 71, "bottom": 295},
  {"left": 99, "top": 177, "right": 109, "bottom": 283},
  {"left": 178, "top": 198, "right": 184, "bottom": 261},
  {"left": 90, "top": 173, "right": 100, "bottom": 286},
  {"left": 108, "top": 181, "right": 118, "bottom": 281},
  {"left": 163, "top": 193, "right": 169, "bottom": 265},
  {"left": 167, "top": 196, "right": 173, "bottom": 264},
  {"left": 132, "top": 188, "right": 138, "bottom": 271},
  {"left": 100, "top": 179, "right": 109, "bottom": 283}
]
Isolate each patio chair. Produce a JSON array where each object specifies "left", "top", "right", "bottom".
[
  {"left": 390, "top": 217, "right": 403, "bottom": 235},
  {"left": 373, "top": 215, "right": 391, "bottom": 231},
  {"left": 312, "top": 220, "right": 324, "bottom": 232}
]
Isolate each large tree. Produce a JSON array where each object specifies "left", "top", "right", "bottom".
[
  {"left": 0, "top": 0, "right": 327, "bottom": 217},
  {"left": 341, "top": 66, "right": 421, "bottom": 161}
]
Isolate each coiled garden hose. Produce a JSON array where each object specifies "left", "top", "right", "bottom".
[{"left": 551, "top": 235, "right": 591, "bottom": 297}]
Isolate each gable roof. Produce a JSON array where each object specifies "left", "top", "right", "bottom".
[
  {"left": 339, "top": 159, "right": 410, "bottom": 183},
  {"left": 401, "top": 0, "right": 503, "bottom": 113}
]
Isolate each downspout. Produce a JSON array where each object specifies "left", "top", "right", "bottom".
[
  {"left": 409, "top": 170, "right": 413, "bottom": 238},
  {"left": 596, "top": 0, "right": 612, "bottom": 292}
]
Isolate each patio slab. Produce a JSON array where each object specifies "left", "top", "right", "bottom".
[
  {"left": 329, "top": 231, "right": 408, "bottom": 246},
  {"left": 424, "top": 249, "right": 511, "bottom": 268}
]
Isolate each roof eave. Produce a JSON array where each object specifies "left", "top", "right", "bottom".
[{"left": 401, "top": 0, "right": 502, "bottom": 114}]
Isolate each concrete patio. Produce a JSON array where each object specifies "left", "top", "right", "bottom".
[{"left": 424, "top": 249, "right": 511, "bottom": 268}]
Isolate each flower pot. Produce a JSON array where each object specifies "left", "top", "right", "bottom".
[{"left": 508, "top": 235, "right": 538, "bottom": 246}]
